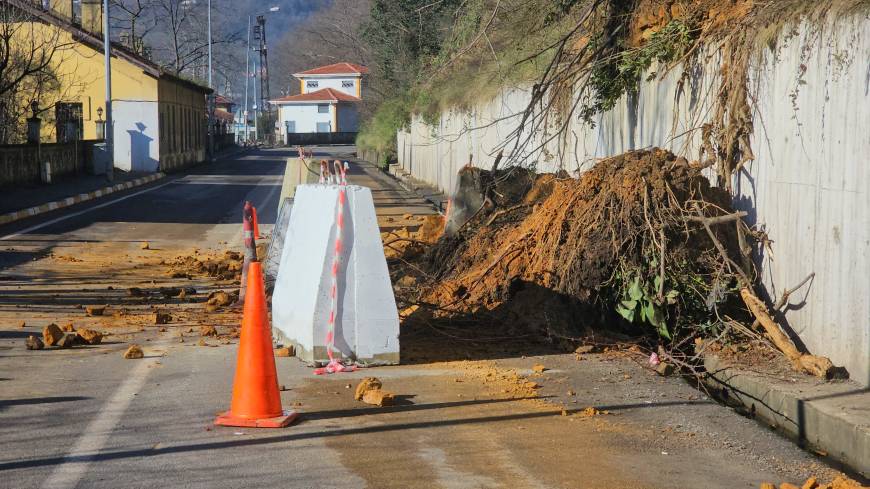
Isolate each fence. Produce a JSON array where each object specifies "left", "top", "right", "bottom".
[{"left": 284, "top": 132, "right": 357, "bottom": 146}]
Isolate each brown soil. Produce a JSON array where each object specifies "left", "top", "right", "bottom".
[{"left": 402, "top": 148, "right": 738, "bottom": 344}]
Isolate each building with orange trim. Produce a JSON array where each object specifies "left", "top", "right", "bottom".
[{"left": 270, "top": 63, "right": 366, "bottom": 143}]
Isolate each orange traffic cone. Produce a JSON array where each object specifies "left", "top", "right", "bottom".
[
  {"left": 252, "top": 206, "right": 262, "bottom": 239},
  {"left": 214, "top": 261, "right": 297, "bottom": 428}
]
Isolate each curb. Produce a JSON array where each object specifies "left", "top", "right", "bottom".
[
  {"left": 704, "top": 355, "right": 869, "bottom": 478},
  {"left": 0, "top": 173, "right": 166, "bottom": 226}
]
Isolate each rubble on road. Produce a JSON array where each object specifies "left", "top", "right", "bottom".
[
  {"left": 354, "top": 377, "right": 383, "bottom": 400},
  {"left": 200, "top": 325, "right": 217, "bottom": 337},
  {"left": 56, "top": 333, "right": 76, "bottom": 348},
  {"left": 275, "top": 346, "right": 294, "bottom": 357},
  {"left": 42, "top": 323, "right": 64, "bottom": 346},
  {"left": 76, "top": 329, "right": 103, "bottom": 345},
  {"left": 85, "top": 305, "right": 106, "bottom": 317},
  {"left": 207, "top": 291, "right": 233, "bottom": 307},
  {"left": 26, "top": 335, "right": 44, "bottom": 350},
  {"left": 761, "top": 476, "right": 867, "bottom": 489},
  {"left": 362, "top": 388, "right": 395, "bottom": 407},
  {"left": 124, "top": 345, "right": 144, "bottom": 359},
  {"left": 152, "top": 311, "right": 172, "bottom": 324}
]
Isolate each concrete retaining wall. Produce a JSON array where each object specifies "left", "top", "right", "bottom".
[{"left": 396, "top": 13, "right": 870, "bottom": 385}]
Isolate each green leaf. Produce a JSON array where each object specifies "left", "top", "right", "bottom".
[
  {"left": 665, "top": 289, "right": 679, "bottom": 304},
  {"left": 628, "top": 278, "right": 643, "bottom": 301},
  {"left": 620, "top": 300, "right": 638, "bottom": 309},
  {"left": 616, "top": 304, "right": 635, "bottom": 322}
]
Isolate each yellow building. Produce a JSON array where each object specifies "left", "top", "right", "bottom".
[{"left": 7, "top": 0, "right": 211, "bottom": 172}]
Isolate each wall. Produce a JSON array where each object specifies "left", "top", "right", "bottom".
[
  {"left": 277, "top": 103, "right": 334, "bottom": 135},
  {"left": 0, "top": 141, "right": 96, "bottom": 186},
  {"left": 336, "top": 103, "right": 360, "bottom": 132},
  {"left": 396, "top": 14, "right": 870, "bottom": 385},
  {"left": 299, "top": 76, "right": 361, "bottom": 97},
  {"left": 157, "top": 78, "right": 208, "bottom": 172}
]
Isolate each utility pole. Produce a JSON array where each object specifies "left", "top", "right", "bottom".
[
  {"left": 243, "top": 15, "right": 251, "bottom": 144},
  {"left": 103, "top": 0, "right": 113, "bottom": 182},
  {"left": 207, "top": 0, "right": 214, "bottom": 160},
  {"left": 254, "top": 15, "right": 272, "bottom": 144}
]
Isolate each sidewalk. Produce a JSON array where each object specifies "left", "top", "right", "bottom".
[{"left": 0, "top": 170, "right": 150, "bottom": 215}]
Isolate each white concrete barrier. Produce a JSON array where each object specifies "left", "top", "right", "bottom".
[{"left": 271, "top": 184, "right": 400, "bottom": 365}]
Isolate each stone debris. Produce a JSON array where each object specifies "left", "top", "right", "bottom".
[
  {"left": 56, "top": 333, "right": 77, "bottom": 349},
  {"left": 76, "top": 328, "right": 103, "bottom": 345},
  {"left": 275, "top": 346, "right": 294, "bottom": 357},
  {"left": 354, "top": 377, "right": 383, "bottom": 401},
  {"left": 26, "top": 335, "right": 44, "bottom": 350},
  {"left": 140, "top": 241, "right": 150, "bottom": 250},
  {"left": 18, "top": 321, "right": 25, "bottom": 328},
  {"left": 153, "top": 311, "right": 172, "bottom": 324},
  {"left": 42, "top": 323, "right": 64, "bottom": 346},
  {"left": 85, "top": 305, "right": 106, "bottom": 316},
  {"left": 207, "top": 291, "right": 233, "bottom": 307},
  {"left": 198, "top": 338, "right": 207, "bottom": 346},
  {"left": 362, "top": 388, "right": 395, "bottom": 407},
  {"left": 655, "top": 362, "right": 675, "bottom": 376},
  {"left": 532, "top": 364, "right": 547, "bottom": 373},
  {"left": 62, "top": 323, "right": 75, "bottom": 332},
  {"left": 200, "top": 325, "right": 218, "bottom": 337},
  {"left": 574, "top": 345, "right": 597, "bottom": 354},
  {"left": 124, "top": 345, "right": 144, "bottom": 359}
]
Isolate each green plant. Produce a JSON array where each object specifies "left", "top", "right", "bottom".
[{"left": 615, "top": 273, "right": 678, "bottom": 340}]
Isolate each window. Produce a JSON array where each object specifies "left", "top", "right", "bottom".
[
  {"left": 316, "top": 122, "right": 331, "bottom": 133},
  {"left": 342, "top": 80, "right": 354, "bottom": 88},
  {"left": 317, "top": 104, "right": 329, "bottom": 114},
  {"left": 306, "top": 80, "right": 318, "bottom": 89},
  {"left": 55, "top": 102, "right": 83, "bottom": 142}
]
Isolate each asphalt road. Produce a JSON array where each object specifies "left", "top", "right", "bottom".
[{"left": 0, "top": 147, "right": 854, "bottom": 489}]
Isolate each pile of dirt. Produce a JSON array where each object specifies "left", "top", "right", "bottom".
[
  {"left": 166, "top": 250, "right": 246, "bottom": 280},
  {"left": 402, "top": 148, "right": 742, "bottom": 343}
]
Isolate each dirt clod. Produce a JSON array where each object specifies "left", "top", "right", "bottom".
[
  {"left": 76, "top": 329, "right": 103, "bottom": 345},
  {"left": 85, "top": 305, "right": 106, "bottom": 317},
  {"left": 532, "top": 364, "right": 547, "bottom": 373},
  {"left": 354, "top": 377, "right": 383, "bottom": 401},
  {"left": 56, "top": 333, "right": 77, "bottom": 349},
  {"left": 18, "top": 321, "right": 25, "bottom": 328},
  {"left": 362, "top": 389, "right": 395, "bottom": 407},
  {"left": 655, "top": 362, "right": 675, "bottom": 376},
  {"left": 207, "top": 291, "right": 233, "bottom": 307},
  {"left": 200, "top": 325, "right": 218, "bottom": 337},
  {"left": 140, "top": 241, "right": 150, "bottom": 250},
  {"left": 26, "top": 335, "right": 44, "bottom": 350},
  {"left": 275, "top": 346, "right": 294, "bottom": 357},
  {"left": 153, "top": 311, "right": 172, "bottom": 324},
  {"left": 61, "top": 323, "right": 74, "bottom": 332},
  {"left": 124, "top": 345, "right": 144, "bottom": 359},
  {"left": 42, "top": 323, "right": 64, "bottom": 346}
]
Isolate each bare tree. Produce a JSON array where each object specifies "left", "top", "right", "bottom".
[
  {"left": 111, "top": 0, "right": 157, "bottom": 55},
  {"left": 0, "top": 3, "right": 74, "bottom": 143}
]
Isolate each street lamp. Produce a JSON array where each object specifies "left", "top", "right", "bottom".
[{"left": 244, "top": 6, "right": 279, "bottom": 144}]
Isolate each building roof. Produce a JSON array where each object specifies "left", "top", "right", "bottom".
[
  {"left": 271, "top": 88, "right": 361, "bottom": 104},
  {"left": 215, "top": 95, "right": 234, "bottom": 105},
  {"left": 294, "top": 62, "right": 368, "bottom": 77},
  {"left": 7, "top": 0, "right": 211, "bottom": 94},
  {"left": 214, "top": 109, "right": 235, "bottom": 122}
]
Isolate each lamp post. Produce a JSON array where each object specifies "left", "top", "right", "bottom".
[
  {"left": 207, "top": 0, "right": 214, "bottom": 160},
  {"left": 103, "top": 0, "right": 113, "bottom": 182}
]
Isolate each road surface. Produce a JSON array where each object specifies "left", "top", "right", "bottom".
[{"left": 0, "top": 147, "right": 853, "bottom": 489}]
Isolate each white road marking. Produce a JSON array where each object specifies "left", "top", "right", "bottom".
[
  {"left": 40, "top": 357, "right": 157, "bottom": 489},
  {"left": 0, "top": 181, "right": 175, "bottom": 241}
]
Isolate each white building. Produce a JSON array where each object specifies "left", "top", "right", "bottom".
[{"left": 270, "top": 62, "right": 367, "bottom": 143}]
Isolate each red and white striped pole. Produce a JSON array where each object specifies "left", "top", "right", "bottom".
[
  {"left": 314, "top": 160, "right": 355, "bottom": 375},
  {"left": 237, "top": 201, "right": 258, "bottom": 305}
]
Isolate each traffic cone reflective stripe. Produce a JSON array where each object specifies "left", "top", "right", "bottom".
[
  {"left": 215, "top": 261, "right": 297, "bottom": 428},
  {"left": 252, "top": 206, "right": 262, "bottom": 239}
]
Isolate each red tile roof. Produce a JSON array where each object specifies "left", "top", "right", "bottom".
[
  {"left": 271, "top": 88, "right": 361, "bottom": 103},
  {"left": 294, "top": 62, "right": 369, "bottom": 76},
  {"left": 215, "top": 95, "right": 234, "bottom": 105},
  {"left": 214, "top": 109, "right": 235, "bottom": 122}
]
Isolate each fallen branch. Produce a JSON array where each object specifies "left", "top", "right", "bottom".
[{"left": 740, "top": 288, "right": 834, "bottom": 378}]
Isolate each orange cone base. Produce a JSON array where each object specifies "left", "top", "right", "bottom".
[{"left": 214, "top": 410, "right": 298, "bottom": 428}]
